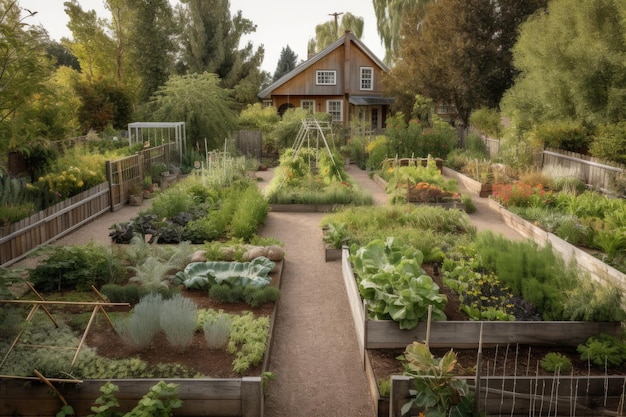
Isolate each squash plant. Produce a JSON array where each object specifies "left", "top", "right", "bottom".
[{"left": 349, "top": 237, "right": 446, "bottom": 329}]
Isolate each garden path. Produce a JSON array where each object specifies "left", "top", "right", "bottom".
[{"left": 11, "top": 163, "right": 525, "bottom": 416}]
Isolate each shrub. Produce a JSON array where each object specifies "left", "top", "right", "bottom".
[
  {"left": 540, "top": 352, "right": 572, "bottom": 373},
  {"left": 100, "top": 283, "right": 144, "bottom": 304},
  {"left": 128, "top": 256, "right": 174, "bottom": 292},
  {"left": 29, "top": 243, "right": 124, "bottom": 291},
  {"left": 243, "top": 285, "right": 281, "bottom": 307},
  {"left": 160, "top": 294, "right": 198, "bottom": 351},
  {"left": 531, "top": 121, "right": 592, "bottom": 153},
  {"left": 203, "top": 311, "right": 233, "bottom": 350},
  {"left": 589, "top": 122, "right": 626, "bottom": 165},
  {"left": 470, "top": 107, "right": 502, "bottom": 138},
  {"left": 115, "top": 293, "right": 164, "bottom": 350}
]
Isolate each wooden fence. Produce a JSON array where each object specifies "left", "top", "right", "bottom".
[
  {"left": 0, "top": 183, "right": 111, "bottom": 267},
  {"left": 478, "top": 136, "right": 624, "bottom": 192},
  {"left": 0, "top": 143, "right": 178, "bottom": 267},
  {"left": 106, "top": 143, "right": 176, "bottom": 211}
]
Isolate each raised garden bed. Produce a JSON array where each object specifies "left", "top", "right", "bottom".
[
  {"left": 0, "top": 260, "right": 284, "bottom": 417},
  {"left": 339, "top": 248, "right": 625, "bottom": 416},
  {"left": 487, "top": 198, "right": 626, "bottom": 291},
  {"left": 442, "top": 166, "right": 493, "bottom": 197}
]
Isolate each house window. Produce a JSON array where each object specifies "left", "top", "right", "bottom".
[
  {"left": 301, "top": 100, "right": 315, "bottom": 114},
  {"left": 316, "top": 70, "right": 336, "bottom": 85},
  {"left": 360, "top": 67, "right": 373, "bottom": 90},
  {"left": 262, "top": 100, "right": 273, "bottom": 108},
  {"left": 438, "top": 102, "right": 455, "bottom": 114},
  {"left": 371, "top": 108, "right": 378, "bottom": 130},
  {"left": 326, "top": 100, "right": 343, "bottom": 122}
]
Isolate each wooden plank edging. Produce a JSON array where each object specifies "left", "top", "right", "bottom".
[{"left": 341, "top": 251, "right": 622, "bottom": 349}]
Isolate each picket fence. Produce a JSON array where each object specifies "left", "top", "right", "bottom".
[{"left": 0, "top": 143, "right": 178, "bottom": 267}]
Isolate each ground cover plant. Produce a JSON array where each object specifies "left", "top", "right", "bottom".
[{"left": 264, "top": 147, "right": 373, "bottom": 205}]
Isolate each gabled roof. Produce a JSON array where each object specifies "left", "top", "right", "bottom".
[{"left": 258, "top": 32, "right": 389, "bottom": 100}]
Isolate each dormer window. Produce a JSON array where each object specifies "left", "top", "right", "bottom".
[
  {"left": 316, "top": 70, "right": 336, "bottom": 85},
  {"left": 360, "top": 67, "right": 373, "bottom": 90}
]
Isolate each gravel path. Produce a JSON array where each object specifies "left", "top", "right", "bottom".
[{"left": 12, "top": 163, "right": 524, "bottom": 416}]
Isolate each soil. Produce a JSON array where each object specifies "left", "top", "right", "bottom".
[{"left": 83, "top": 285, "right": 277, "bottom": 378}]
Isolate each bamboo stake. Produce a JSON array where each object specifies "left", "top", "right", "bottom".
[
  {"left": 0, "top": 374, "right": 82, "bottom": 383},
  {"left": 474, "top": 322, "right": 483, "bottom": 416},
  {"left": 34, "top": 369, "right": 69, "bottom": 406},
  {"left": 0, "top": 304, "right": 40, "bottom": 369},
  {"left": 70, "top": 305, "right": 99, "bottom": 370},
  {"left": 425, "top": 305, "right": 432, "bottom": 348},
  {"left": 91, "top": 285, "right": 116, "bottom": 328},
  {"left": 26, "top": 282, "right": 58, "bottom": 327}
]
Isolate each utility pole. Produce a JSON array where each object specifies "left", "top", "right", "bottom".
[{"left": 328, "top": 11, "right": 344, "bottom": 38}]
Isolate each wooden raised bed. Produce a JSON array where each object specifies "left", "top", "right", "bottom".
[
  {"left": 341, "top": 248, "right": 621, "bottom": 352},
  {"left": 341, "top": 247, "right": 624, "bottom": 416},
  {"left": 0, "top": 261, "right": 284, "bottom": 417},
  {"left": 488, "top": 198, "right": 626, "bottom": 291},
  {"left": 389, "top": 375, "right": 626, "bottom": 417},
  {"left": 442, "top": 166, "right": 493, "bottom": 197}
]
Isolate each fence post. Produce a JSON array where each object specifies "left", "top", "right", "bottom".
[{"left": 105, "top": 161, "right": 114, "bottom": 212}]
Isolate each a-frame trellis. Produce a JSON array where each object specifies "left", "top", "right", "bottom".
[
  {"left": 292, "top": 118, "right": 342, "bottom": 180},
  {"left": 0, "top": 284, "right": 129, "bottom": 388}
]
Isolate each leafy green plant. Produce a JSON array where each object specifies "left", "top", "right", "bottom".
[
  {"left": 227, "top": 312, "right": 270, "bottom": 373},
  {"left": 400, "top": 342, "right": 472, "bottom": 417},
  {"left": 349, "top": 237, "right": 447, "bottom": 329},
  {"left": 174, "top": 257, "right": 275, "bottom": 290},
  {"left": 577, "top": 334, "right": 626, "bottom": 368},
  {"left": 229, "top": 185, "right": 268, "bottom": 240},
  {"left": 322, "top": 222, "right": 349, "bottom": 249},
  {"left": 29, "top": 243, "right": 125, "bottom": 291},
  {"left": 540, "top": 352, "right": 572, "bottom": 373},
  {"left": 128, "top": 256, "right": 174, "bottom": 293},
  {"left": 87, "top": 381, "right": 182, "bottom": 417}
]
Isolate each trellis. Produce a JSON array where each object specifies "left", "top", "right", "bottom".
[
  {"left": 127, "top": 122, "right": 186, "bottom": 164},
  {"left": 0, "top": 283, "right": 129, "bottom": 390},
  {"left": 292, "top": 118, "right": 341, "bottom": 180}
]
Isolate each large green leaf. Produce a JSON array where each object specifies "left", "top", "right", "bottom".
[{"left": 174, "top": 256, "right": 275, "bottom": 290}]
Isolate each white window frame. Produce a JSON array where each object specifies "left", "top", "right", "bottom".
[
  {"left": 301, "top": 99, "right": 315, "bottom": 114},
  {"left": 326, "top": 100, "right": 343, "bottom": 122},
  {"left": 316, "top": 70, "right": 336, "bottom": 85},
  {"left": 360, "top": 67, "right": 373, "bottom": 90}
]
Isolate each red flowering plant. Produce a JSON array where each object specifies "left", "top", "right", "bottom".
[{"left": 492, "top": 182, "right": 553, "bottom": 208}]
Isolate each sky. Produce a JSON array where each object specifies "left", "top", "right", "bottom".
[{"left": 18, "top": 0, "right": 386, "bottom": 74}]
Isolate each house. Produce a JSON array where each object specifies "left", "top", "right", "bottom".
[{"left": 258, "top": 31, "right": 394, "bottom": 133}]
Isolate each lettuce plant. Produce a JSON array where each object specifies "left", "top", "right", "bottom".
[{"left": 350, "top": 237, "right": 447, "bottom": 329}]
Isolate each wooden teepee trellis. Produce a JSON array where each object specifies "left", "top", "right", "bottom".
[{"left": 292, "top": 118, "right": 342, "bottom": 180}]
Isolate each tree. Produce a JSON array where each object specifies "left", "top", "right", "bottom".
[
  {"left": 0, "top": 0, "right": 50, "bottom": 124},
  {"left": 120, "top": 0, "right": 175, "bottom": 102},
  {"left": 63, "top": 1, "right": 116, "bottom": 82},
  {"left": 501, "top": 0, "right": 626, "bottom": 128},
  {"left": 307, "top": 12, "right": 364, "bottom": 55},
  {"left": 145, "top": 72, "right": 238, "bottom": 150},
  {"left": 43, "top": 39, "right": 80, "bottom": 70},
  {"left": 372, "top": 0, "right": 431, "bottom": 65},
  {"left": 384, "top": 0, "right": 546, "bottom": 128},
  {"left": 176, "top": 0, "right": 264, "bottom": 106},
  {"left": 272, "top": 46, "right": 298, "bottom": 82}
]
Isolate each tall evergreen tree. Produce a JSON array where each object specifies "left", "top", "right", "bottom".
[
  {"left": 272, "top": 46, "right": 298, "bottom": 81},
  {"left": 176, "top": 0, "right": 264, "bottom": 105},
  {"left": 123, "top": 0, "right": 175, "bottom": 102}
]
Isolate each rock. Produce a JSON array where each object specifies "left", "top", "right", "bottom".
[{"left": 190, "top": 250, "right": 207, "bottom": 263}]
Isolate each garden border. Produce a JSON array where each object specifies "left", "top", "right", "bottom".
[{"left": 0, "top": 260, "right": 284, "bottom": 417}]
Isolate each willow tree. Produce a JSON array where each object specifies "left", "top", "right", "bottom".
[
  {"left": 146, "top": 72, "right": 238, "bottom": 150},
  {"left": 372, "top": 0, "right": 430, "bottom": 64},
  {"left": 307, "top": 12, "right": 364, "bottom": 55}
]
